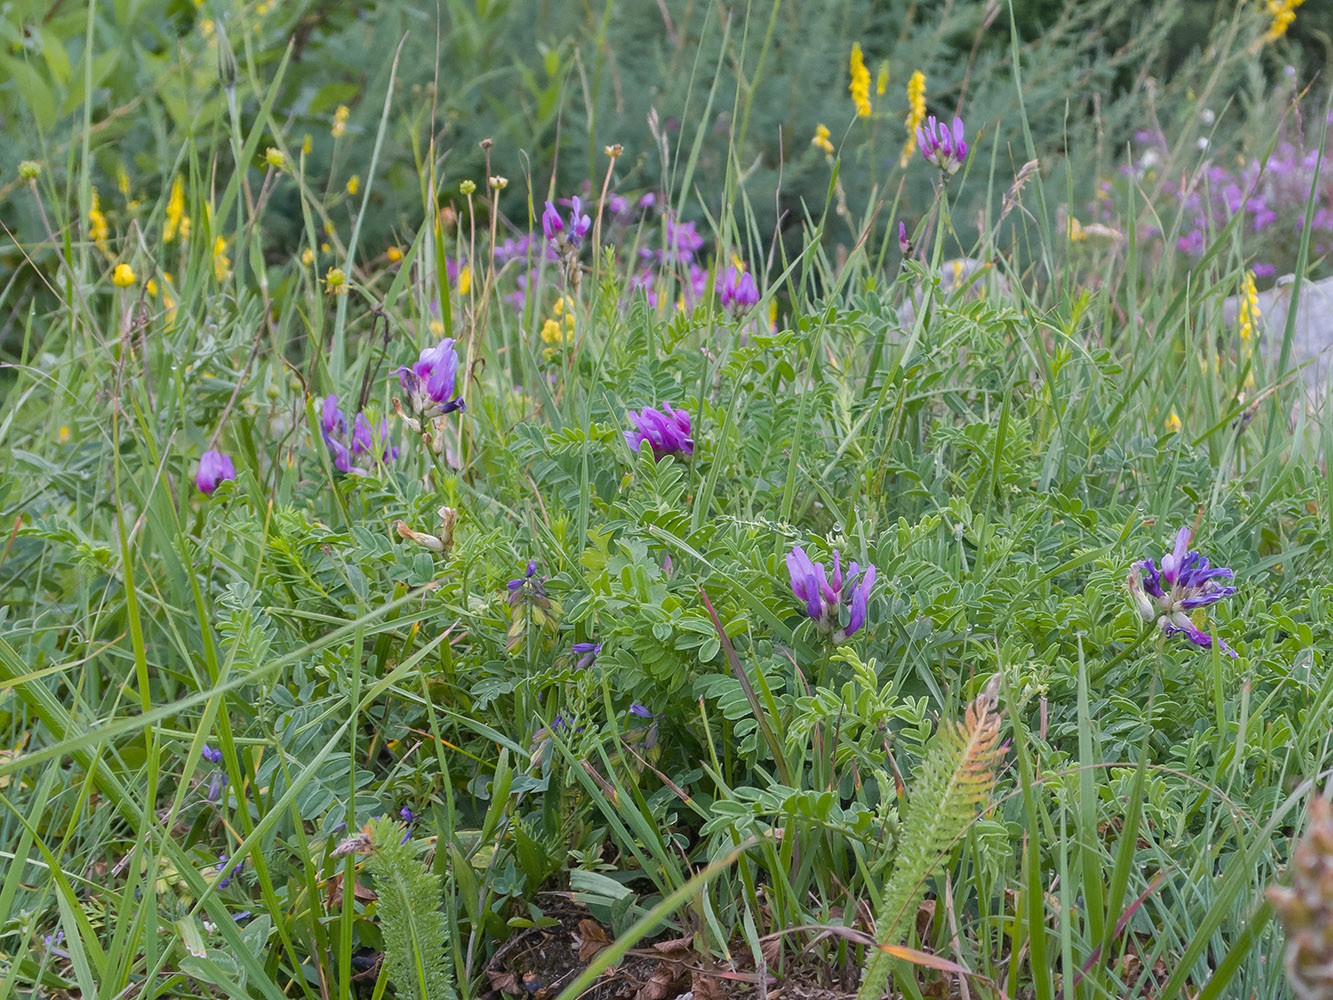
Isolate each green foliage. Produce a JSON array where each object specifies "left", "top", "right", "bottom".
[{"left": 362, "top": 817, "right": 455, "bottom": 1000}]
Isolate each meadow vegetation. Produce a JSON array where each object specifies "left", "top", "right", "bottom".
[{"left": 1, "top": 1, "right": 1332, "bottom": 998}]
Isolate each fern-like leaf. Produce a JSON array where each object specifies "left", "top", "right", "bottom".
[
  {"left": 359, "top": 817, "right": 454, "bottom": 1000},
  {"left": 857, "top": 676, "right": 1005, "bottom": 1000}
]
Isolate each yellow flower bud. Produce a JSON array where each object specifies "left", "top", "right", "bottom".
[{"left": 112, "top": 263, "right": 136, "bottom": 287}]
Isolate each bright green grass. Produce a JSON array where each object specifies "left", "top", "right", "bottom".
[{"left": 2, "top": 5, "right": 1332, "bottom": 1000}]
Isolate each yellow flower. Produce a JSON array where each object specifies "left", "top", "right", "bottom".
[
  {"left": 876, "top": 62, "right": 889, "bottom": 96},
  {"left": 849, "top": 43, "right": 871, "bottom": 118},
  {"left": 346, "top": 174, "right": 360, "bottom": 196},
  {"left": 200, "top": 18, "right": 214, "bottom": 38},
  {"left": 325, "top": 266, "right": 347, "bottom": 294},
  {"left": 1238, "top": 270, "right": 1261, "bottom": 345},
  {"left": 320, "top": 241, "right": 331, "bottom": 253},
  {"left": 116, "top": 167, "right": 131, "bottom": 197},
  {"left": 265, "top": 147, "right": 286, "bottom": 169},
  {"left": 900, "top": 71, "right": 926, "bottom": 167},
  {"left": 88, "top": 189, "right": 110, "bottom": 251},
  {"left": 1166, "top": 411, "right": 1182, "bottom": 433},
  {"left": 58, "top": 425, "right": 71, "bottom": 443},
  {"left": 1260, "top": 0, "right": 1305, "bottom": 45},
  {"left": 146, "top": 278, "right": 159, "bottom": 296},
  {"left": 386, "top": 245, "right": 403, "bottom": 262},
  {"left": 812, "top": 123, "right": 835, "bottom": 156},
  {"left": 213, "top": 236, "right": 231, "bottom": 282},
  {"left": 1067, "top": 216, "right": 1086, "bottom": 242},
  {"left": 302, "top": 133, "right": 312, "bottom": 155},
  {"left": 457, "top": 265, "right": 471, "bottom": 296},
  {"left": 540, "top": 318, "right": 564, "bottom": 346},
  {"left": 429, "top": 319, "right": 445, "bottom": 336},
  {"left": 164, "top": 176, "right": 188, "bottom": 244},
  {"left": 332, "top": 104, "right": 350, "bottom": 138},
  {"left": 112, "top": 263, "right": 136, "bottom": 287},
  {"left": 301, "top": 248, "right": 314, "bottom": 266},
  {"left": 488, "top": 175, "right": 508, "bottom": 190},
  {"left": 459, "top": 179, "right": 476, "bottom": 196}
]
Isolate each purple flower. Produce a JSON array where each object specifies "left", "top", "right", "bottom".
[
  {"left": 628, "top": 704, "right": 658, "bottom": 719},
  {"left": 1127, "top": 526, "right": 1238, "bottom": 657},
  {"left": 396, "top": 339, "right": 465, "bottom": 419},
  {"left": 196, "top": 450, "right": 236, "bottom": 494},
  {"left": 543, "top": 197, "right": 591, "bottom": 246},
  {"left": 898, "top": 221, "right": 911, "bottom": 255},
  {"left": 507, "top": 560, "right": 550, "bottom": 609},
  {"left": 917, "top": 116, "right": 968, "bottom": 175},
  {"left": 664, "top": 216, "right": 704, "bottom": 263},
  {"left": 608, "top": 195, "right": 629, "bottom": 216},
  {"left": 572, "top": 641, "right": 602, "bottom": 670},
  {"left": 201, "top": 744, "right": 224, "bottom": 765},
  {"left": 719, "top": 265, "right": 759, "bottom": 311},
  {"left": 785, "top": 545, "right": 877, "bottom": 640},
  {"left": 625, "top": 404, "right": 693, "bottom": 460},
  {"left": 216, "top": 853, "right": 243, "bottom": 889},
  {"left": 318, "top": 394, "right": 397, "bottom": 474},
  {"left": 541, "top": 200, "right": 563, "bottom": 240}
]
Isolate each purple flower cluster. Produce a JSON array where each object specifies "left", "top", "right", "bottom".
[
  {"left": 507, "top": 560, "right": 551, "bottom": 609},
  {"left": 542, "top": 196, "right": 591, "bottom": 245},
  {"left": 196, "top": 450, "right": 236, "bottom": 494},
  {"left": 719, "top": 265, "right": 759, "bottom": 311},
  {"left": 786, "top": 545, "right": 876, "bottom": 641},
  {"left": 395, "top": 338, "right": 465, "bottom": 418},
  {"left": 917, "top": 116, "right": 968, "bottom": 175},
  {"left": 624, "top": 404, "right": 693, "bottom": 460},
  {"left": 1119, "top": 117, "right": 1333, "bottom": 277},
  {"left": 320, "top": 394, "right": 397, "bottom": 475},
  {"left": 1127, "top": 526, "right": 1238, "bottom": 657}
]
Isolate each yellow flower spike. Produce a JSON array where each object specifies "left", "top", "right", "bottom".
[
  {"left": 58, "top": 426, "right": 71, "bottom": 444},
  {"left": 386, "top": 246, "right": 403, "bottom": 262},
  {"left": 332, "top": 104, "right": 349, "bottom": 138},
  {"left": 302, "top": 133, "right": 312, "bottom": 155},
  {"left": 1260, "top": 0, "right": 1305, "bottom": 45},
  {"left": 325, "top": 266, "right": 348, "bottom": 294},
  {"left": 900, "top": 71, "right": 927, "bottom": 167},
  {"left": 117, "top": 167, "right": 131, "bottom": 197},
  {"left": 346, "top": 174, "right": 360, "bottom": 196},
  {"left": 213, "top": 237, "right": 232, "bottom": 282},
  {"left": 1068, "top": 216, "right": 1086, "bottom": 242},
  {"left": 1166, "top": 411, "right": 1182, "bottom": 433},
  {"left": 876, "top": 61, "right": 889, "bottom": 96},
  {"left": 812, "top": 123, "right": 835, "bottom": 156},
  {"left": 88, "top": 189, "right": 110, "bottom": 250},
  {"left": 849, "top": 43, "right": 872, "bottom": 118},
  {"left": 112, "top": 263, "right": 136, "bottom": 287},
  {"left": 457, "top": 265, "right": 471, "bottom": 296},
  {"left": 164, "top": 177, "right": 187, "bottom": 244}
]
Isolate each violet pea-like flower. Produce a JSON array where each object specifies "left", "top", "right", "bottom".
[
  {"left": 572, "top": 641, "right": 602, "bottom": 670},
  {"left": 196, "top": 450, "right": 236, "bottom": 494},
  {"left": 786, "top": 545, "right": 877, "bottom": 641},
  {"left": 719, "top": 265, "right": 759, "bottom": 311},
  {"left": 396, "top": 339, "right": 465, "bottom": 419},
  {"left": 625, "top": 404, "right": 693, "bottom": 461},
  {"left": 1127, "top": 526, "right": 1238, "bottom": 657},
  {"left": 917, "top": 115, "right": 968, "bottom": 175},
  {"left": 319, "top": 394, "right": 397, "bottom": 474}
]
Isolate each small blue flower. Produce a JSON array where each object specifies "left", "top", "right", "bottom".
[
  {"left": 628, "top": 704, "right": 658, "bottom": 719},
  {"left": 201, "top": 744, "right": 224, "bottom": 765},
  {"left": 216, "top": 853, "right": 243, "bottom": 889}
]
